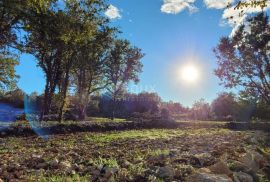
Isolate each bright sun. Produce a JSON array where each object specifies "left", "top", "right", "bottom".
[{"left": 180, "top": 64, "right": 200, "bottom": 83}]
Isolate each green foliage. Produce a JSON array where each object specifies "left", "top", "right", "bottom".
[
  {"left": 191, "top": 99, "right": 211, "bottom": 120},
  {"left": 214, "top": 13, "right": 270, "bottom": 104},
  {"left": 105, "top": 39, "right": 144, "bottom": 119},
  {"left": 0, "top": 88, "right": 24, "bottom": 107},
  {"left": 0, "top": 57, "right": 19, "bottom": 91},
  {"left": 71, "top": 26, "right": 116, "bottom": 120},
  {"left": 1, "top": 0, "right": 145, "bottom": 121},
  {"left": 84, "top": 128, "right": 228, "bottom": 143},
  {"left": 211, "top": 92, "right": 238, "bottom": 120},
  {"left": 105, "top": 39, "right": 144, "bottom": 90},
  {"left": 94, "top": 157, "right": 119, "bottom": 168}
]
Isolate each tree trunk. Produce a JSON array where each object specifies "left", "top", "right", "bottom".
[
  {"left": 78, "top": 104, "right": 87, "bottom": 121},
  {"left": 58, "top": 72, "right": 70, "bottom": 123},
  {"left": 40, "top": 79, "right": 53, "bottom": 121},
  {"left": 111, "top": 95, "right": 116, "bottom": 120}
]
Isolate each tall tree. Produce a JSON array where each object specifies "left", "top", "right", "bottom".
[
  {"left": 214, "top": 13, "right": 270, "bottom": 104},
  {"left": 24, "top": 0, "right": 107, "bottom": 121},
  {"left": 71, "top": 27, "right": 115, "bottom": 120},
  {"left": 25, "top": 6, "right": 67, "bottom": 120},
  {"left": 105, "top": 39, "right": 144, "bottom": 120},
  {"left": 56, "top": 0, "right": 108, "bottom": 122}
]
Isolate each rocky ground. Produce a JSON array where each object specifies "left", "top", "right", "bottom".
[{"left": 0, "top": 123, "right": 269, "bottom": 182}]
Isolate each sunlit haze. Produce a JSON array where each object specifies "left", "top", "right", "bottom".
[{"left": 180, "top": 64, "right": 200, "bottom": 84}]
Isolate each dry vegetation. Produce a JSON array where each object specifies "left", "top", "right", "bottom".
[{"left": 0, "top": 121, "right": 269, "bottom": 182}]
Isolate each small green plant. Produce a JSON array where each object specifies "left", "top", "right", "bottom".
[
  {"left": 94, "top": 157, "right": 119, "bottom": 168},
  {"left": 148, "top": 149, "right": 170, "bottom": 156}
]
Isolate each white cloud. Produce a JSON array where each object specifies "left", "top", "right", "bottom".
[
  {"left": 161, "top": 0, "right": 198, "bottom": 14},
  {"left": 221, "top": 3, "right": 270, "bottom": 37},
  {"left": 204, "top": 0, "right": 234, "bottom": 9},
  {"left": 105, "top": 5, "right": 121, "bottom": 19},
  {"left": 160, "top": 0, "right": 270, "bottom": 37}
]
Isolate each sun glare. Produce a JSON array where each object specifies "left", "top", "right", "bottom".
[{"left": 180, "top": 64, "right": 200, "bottom": 83}]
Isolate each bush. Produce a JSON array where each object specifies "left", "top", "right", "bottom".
[
  {"left": 0, "top": 88, "right": 24, "bottom": 108},
  {"left": 161, "top": 108, "right": 170, "bottom": 119}
]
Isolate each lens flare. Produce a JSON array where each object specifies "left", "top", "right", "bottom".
[{"left": 24, "top": 94, "right": 49, "bottom": 139}]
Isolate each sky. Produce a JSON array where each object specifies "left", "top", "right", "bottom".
[{"left": 15, "top": 0, "right": 270, "bottom": 107}]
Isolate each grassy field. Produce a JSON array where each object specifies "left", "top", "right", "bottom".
[{"left": 0, "top": 121, "right": 270, "bottom": 182}]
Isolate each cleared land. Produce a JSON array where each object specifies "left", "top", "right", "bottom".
[{"left": 0, "top": 120, "right": 269, "bottom": 182}]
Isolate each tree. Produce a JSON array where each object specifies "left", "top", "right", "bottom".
[
  {"left": 105, "top": 39, "right": 144, "bottom": 120},
  {"left": 25, "top": 6, "right": 67, "bottom": 120},
  {"left": 0, "top": 88, "right": 24, "bottom": 108},
  {"left": 0, "top": 0, "right": 37, "bottom": 92},
  {"left": 211, "top": 92, "right": 238, "bottom": 120},
  {"left": 237, "top": 91, "right": 270, "bottom": 121},
  {"left": 0, "top": 0, "right": 24, "bottom": 48},
  {"left": 162, "top": 101, "right": 187, "bottom": 114},
  {"left": 55, "top": 0, "right": 109, "bottom": 122},
  {"left": 98, "top": 92, "right": 161, "bottom": 118},
  {"left": 0, "top": 0, "right": 60, "bottom": 94},
  {"left": 192, "top": 99, "right": 211, "bottom": 120},
  {"left": 24, "top": 0, "right": 108, "bottom": 121},
  {"left": 0, "top": 57, "right": 19, "bottom": 91},
  {"left": 126, "top": 92, "right": 161, "bottom": 114},
  {"left": 214, "top": 13, "right": 270, "bottom": 104},
  {"left": 71, "top": 27, "right": 116, "bottom": 120}
]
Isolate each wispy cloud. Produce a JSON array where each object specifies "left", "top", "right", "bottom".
[
  {"left": 105, "top": 5, "right": 121, "bottom": 19},
  {"left": 161, "top": 0, "right": 198, "bottom": 14},
  {"left": 204, "top": 0, "right": 234, "bottom": 9}
]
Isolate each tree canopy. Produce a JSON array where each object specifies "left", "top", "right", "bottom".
[
  {"left": 214, "top": 13, "right": 270, "bottom": 104},
  {"left": 0, "top": 0, "right": 145, "bottom": 121},
  {"left": 0, "top": 57, "right": 18, "bottom": 91}
]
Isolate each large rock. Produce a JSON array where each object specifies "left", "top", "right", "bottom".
[
  {"left": 100, "top": 166, "right": 118, "bottom": 181},
  {"left": 209, "top": 161, "right": 232, "bottom": 175},
  {"left": 156, "top": 166, "right": 175, "bottom": 179},
  {"left": 49, "top": 159, "right": 59, "bottom": 168},
  {"left": 186, "top": 172, "right": 233, "bottom": 182},
  {"left": 239, "top": 151, "right": 265, "bottom": 172},
  {"left": 228, "top": 160, "right": 250, "bottom": 173},
  {"left": 148, "top": 154, "right": 168, "bottom": 166},
  {"left": 233, "top": 172, "right": 253, "bottom": 182},
  {"left": 36, "top": 162, "right": 47, "bottom": 169},
  {"left": 191, "top": 153, "right": 216, "bottom": 167}
]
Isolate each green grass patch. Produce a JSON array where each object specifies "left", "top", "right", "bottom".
[
  {"left": 29, "top": 174, "right": 90, "bottom": 182},
  {"left": 148, "top": 149, "right": 170, "bottom": 156},
  {"left": 94, "top": 157, "right": 119, "bottom": 168},
  {"left": 87, "top": 117, "right": 126, "bottom": 123},
  {"left": 83, "top": 128, "right": 232, "bottom": 144}
]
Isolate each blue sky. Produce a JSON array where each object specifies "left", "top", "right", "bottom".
[{"left": 16, "top": 0, "right": 265, "bottom": 106}]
